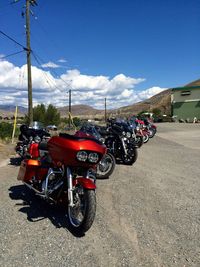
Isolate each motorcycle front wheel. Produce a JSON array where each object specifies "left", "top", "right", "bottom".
[
  {"left": 96, "top": 152, "right": 116, "bottom": 179},
  {"left": 148, "top": 127, "right": 156, "bottom": 138},
  {"left": 143, "top": 134, "right": 149, "bottom": 143},
  {"left": 123, "top": 147, "right": 138, "bottom": 165},
  {"left": 135, "top": 135, "right": 143, "bottom": 148},
  {"left": 68, "top": 186, "right": 96, "bottom": 234}
]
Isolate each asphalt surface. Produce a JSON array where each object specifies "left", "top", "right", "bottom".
[{"left": 0, "top": 123, "right": 200, "bottom": 267}]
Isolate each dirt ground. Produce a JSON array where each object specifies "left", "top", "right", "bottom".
[{"left": 0, "top": 142, "right": 16, "bottom": 167}]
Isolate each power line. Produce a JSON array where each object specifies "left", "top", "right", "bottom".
[
  {"left": 0, "top": 50, "right": 25, "bottom": 59},
  {"left": 32, "top": 51, "right": 62, "bottom": 91},
  {"left": 0, "top": 30, "right": 28, "bottom": 50},
  {"left": 10, "top": 0, "right": 22, "bottom": 5},
  {"left": 32, "top": 51, "right": 73, "bottom": 90}
]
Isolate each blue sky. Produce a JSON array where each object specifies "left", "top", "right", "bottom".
[{"left": 0, "top": 0, "right": 200, "bottom": 109}]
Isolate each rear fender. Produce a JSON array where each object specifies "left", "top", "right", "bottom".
[{"left": 74, "top": 177, "right": 96, "bottom": 189}]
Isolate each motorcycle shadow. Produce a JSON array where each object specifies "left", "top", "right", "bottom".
[
  {"left": 8, "top": 184, "right": 85, "bottom": 237},
  {"left": 9, "top": 157, "right": 23, "bottom": 166}
]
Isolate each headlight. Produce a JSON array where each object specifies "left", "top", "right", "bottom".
[
  {"left": 76, "top": 151, "right": 88, "bottom": 162},
  {"left": 88, "top": 152, "right": 99, "bottom": 163},
  {"left": 122, "top": 131, "right": 126, "bottom": 136},
  {"left": 126, "top": 132, "right": 131, "bottom": 138},
  {"left": 136, "top": 126, "right": 140, "bottom": 131},
  {"left": 34, "top": 136, "right": 41, "bottom": 143}
]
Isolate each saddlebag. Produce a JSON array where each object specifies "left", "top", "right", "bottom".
[{"left": 17, "top": 159, "right": 41, "bottom": 181}]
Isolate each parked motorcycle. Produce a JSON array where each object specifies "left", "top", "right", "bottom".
[
  {"left": 99, "top": 119, "right": 138, "bottom": 165},
  {"left": 16, "top": 122, "right": 50, "bottom": 158},
  {"left": 75, "top": 123, "right": 116, "bottom": 179},
  {"left": 142, "top": 118, "right": 157, "bottom": 138},
  {"left": 17, "top": 132, "right": 107, "bottom": 234}
]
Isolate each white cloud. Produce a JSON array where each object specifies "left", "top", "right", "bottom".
[
  {"left": 58, "top": 58, "right": 67, "bottom": 63},
  {"left": 41, "top": 61, "right": 60, "bottom": 68},
  {"left": 0, "top": 59, "right": 166, "bottom": 109},
  {"left": 138, "top": 86, "right": 166, "bottom": 100}
]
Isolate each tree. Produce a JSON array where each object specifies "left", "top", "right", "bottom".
[
  {"left": 33, "top": 104, "right": 46, "bottom": 124},
  {"left": 152, "top": 108, "right": 161, "bottom": 117},
  {"left": 44, "top": 104, "right": 60, "bottom": 126},
  {"left": 24, "top": 104, "right": 61, "bottom": 126}
]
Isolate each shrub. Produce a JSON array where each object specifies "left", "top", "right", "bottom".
[{"left": 0, "top": 122, "right": 13, "bottom": 140}]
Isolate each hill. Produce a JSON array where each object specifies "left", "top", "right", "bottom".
[
  {"left": 0, "top": 105, "right": 27, "bottom": 117},
  {"left": 107, "top": 89, "right": 172, "bottom": 117},
  {"left": 184, "top": 79, "right": 200, "bottom": 87},
  {"left": 58, "top": 104, "right": 104, "bottom": 118}
]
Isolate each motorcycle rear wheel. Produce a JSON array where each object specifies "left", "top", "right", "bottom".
[
  {"left": 68, "top": 186, "right": 96, "bottom": 234},
  {"left": 96, "top": 152, "right": 116, "bottom": 179}
]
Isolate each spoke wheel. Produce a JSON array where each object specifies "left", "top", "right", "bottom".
[{"left": 96, "top": 153, "right": 116, "bottom": 179}]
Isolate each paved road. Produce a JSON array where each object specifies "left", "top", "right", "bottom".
[{"left": 0, "top": 123, "right": 200, "bottom": 267}]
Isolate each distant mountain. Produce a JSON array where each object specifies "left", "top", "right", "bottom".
[
  {"left": 58, "top": 104, "right": 104, "bottom": 117},
  {"left": 107, "top": 89, "right": 172, "bottom": 117},
  {"left": 0, "top": 105, "right": 27, "bottom": 116},
  {"left": 0, "top": 105, "right": 27, "bottom": 113},
  {"left": 184, "top": 79, "right": 200, "bottom": 87}
]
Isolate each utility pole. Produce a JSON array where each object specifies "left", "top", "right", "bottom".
[
  {"left": 68, "top": 89, "right": 71, "bottom": 128},
  {"left": 26, "top": 0, "right": 33, "bottom": 125},
  {"left": 105, "top": 97, "right": 107, "bottom": 122}
]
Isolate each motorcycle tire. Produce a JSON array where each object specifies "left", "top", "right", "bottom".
[
  {"left": 96, "top": 152, "right": 116, "bottom": 179},
  {"left": 68, "top": 187, "right": 96, "bottom": 234},
  {"left": 135, "top": 136, "right": 143, "bottom": 148},
  {"left": 123, "top": 147, "right": 138, "bottom": 165},
  {"left": 143, "top": 134, "right": 149, "bottom": 143},
  {"left": 148, "top": 128, "right": 156, "bottom": 138}
]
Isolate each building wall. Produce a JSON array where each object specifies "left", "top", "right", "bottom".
[{"left": 172, "top": 87, "right": 200, "bottom": 120}]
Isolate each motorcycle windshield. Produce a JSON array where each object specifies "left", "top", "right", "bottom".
[
  {"left": 80, "top": 124, "right": 102, "bottom": 140},
  {"left": 30, "top": 121, "right": 44, "bottom": 130}
]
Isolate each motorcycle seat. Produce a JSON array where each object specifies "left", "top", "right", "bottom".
[{"left": 59, "top": 133, "right": 103, "bottom": 145}]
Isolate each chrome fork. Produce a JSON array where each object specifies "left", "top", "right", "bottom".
[
  {"left": 66, "top": 167, "right": 74, "bottom": 207},
  {"left": 121, "top": 137, "right": 128, "bottom": 155}
]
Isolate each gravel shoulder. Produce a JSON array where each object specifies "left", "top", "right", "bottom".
[{"left": 0, "top": 123, "right": 200, "bottom": 267}]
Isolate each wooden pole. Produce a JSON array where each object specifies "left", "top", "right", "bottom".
[{"left": 26, "top": 0, "right": 33, "bottom": 125}]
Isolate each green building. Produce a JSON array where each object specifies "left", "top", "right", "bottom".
[{"left": 171, "top": 86, "right": 200, "bottom": 121}]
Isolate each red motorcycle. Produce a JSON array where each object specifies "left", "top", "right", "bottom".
[
  {"left": 135, "top": 119, "right": 149, "bottom": 143},
  {"left": 17, "top": 132, "right": 106, "bottom": 234}
]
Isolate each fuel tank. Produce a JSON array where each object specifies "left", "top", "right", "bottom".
[{"left": 48, "top": 134, "right": 106, "bottom": 166}]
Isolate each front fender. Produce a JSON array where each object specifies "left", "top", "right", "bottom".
[{"left": 74, "top": 177, "right": 96, "bottom": 189}]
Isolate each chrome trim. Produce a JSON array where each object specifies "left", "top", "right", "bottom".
[
  {"left": 67, "top": 167, "right": 74, "bottom": 207},
  {"left": 121, "top": 137, "right": 127, "bottom": 155}
]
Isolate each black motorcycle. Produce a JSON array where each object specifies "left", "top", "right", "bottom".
[
  {"left": 16, "top": 121, "right": 50, "bottom": 158},
  {"left": 98, "top": 119, "right": 138, "bottom": 165}
]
